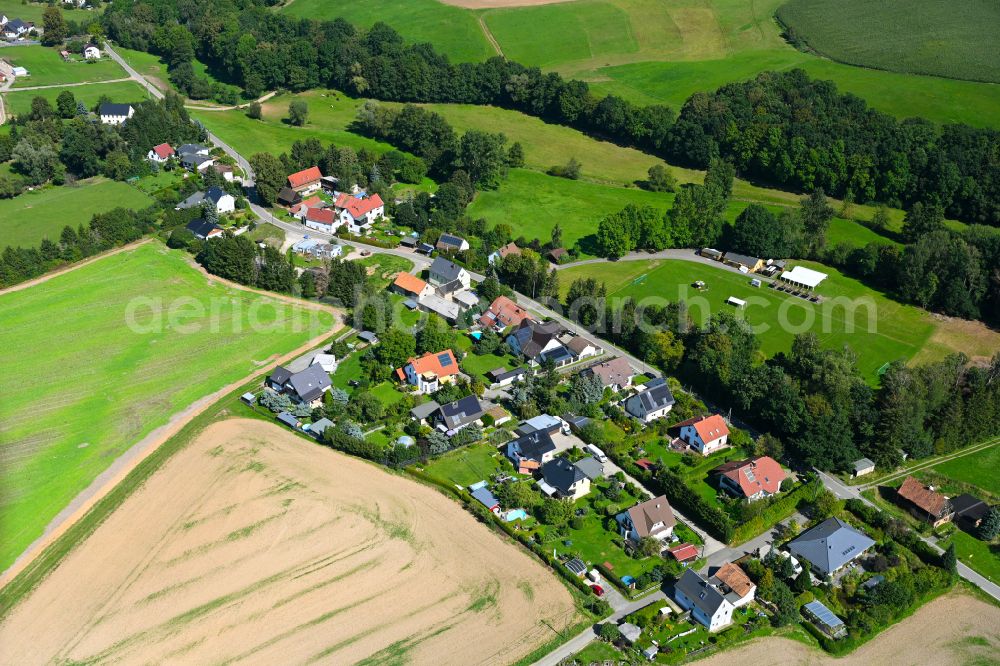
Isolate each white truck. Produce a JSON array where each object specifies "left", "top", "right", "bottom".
[{"left": 587, "top": 444, "right": 608, "bottom": 463}]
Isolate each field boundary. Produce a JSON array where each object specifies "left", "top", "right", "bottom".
[
  {"left": 857, "top": 436, "right": 1000, "bottom": 489},
  {"left": 0, "top": 238, "right": 153, "bottom": 296}
]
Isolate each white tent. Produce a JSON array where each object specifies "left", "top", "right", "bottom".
[
  {"left": 727, "top": 296, "right": 746, "bottom": 309},
  {"left": 780, "top": 266, "right": 828, "bottom": 290}
]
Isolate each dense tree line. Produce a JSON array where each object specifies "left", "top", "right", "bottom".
[
  {"left": 195, "top": 232, "right": 294, "bottom": 292},
  {"left": 101, "top": 6, "right": 1000, "bottom": 225}
]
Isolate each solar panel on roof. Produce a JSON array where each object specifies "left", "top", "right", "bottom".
[{"left": 438, "top": 353, "right": 453, "bottom": 367}]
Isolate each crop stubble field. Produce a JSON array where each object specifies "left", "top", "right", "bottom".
[
  {"left": 0, "top": 418, "right": 578, "bottom": 664},
  {"left": 0, "top": 243, "right": 336, "bottom": 572}
]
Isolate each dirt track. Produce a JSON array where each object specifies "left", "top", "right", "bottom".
[
  {"left": 694, "top": 592, "right": 1000, "bottom": 666},
  {"left": 0, "top": 419, "right": 578, "bottom": 665}
]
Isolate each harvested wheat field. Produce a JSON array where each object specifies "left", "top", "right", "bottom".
[
  {"left": 695, "top": 592, "right": 1000, "bottom": 666},
  {"left": 0, "top": 419, "right": 578, "bottom": 665}
]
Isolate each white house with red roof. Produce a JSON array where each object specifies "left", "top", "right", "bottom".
[
  {"left": 287, "top": 166, "right": 322, "bottom": 194},
  {"left": 146, "top": 143, "right": 175, "bottom": 163},
  {"left": 395, "top": 350, "right": 460, "bottom": 394},
  {"left": 478, "top": 295, "right": 530, "bottom": 332},
  {"left": 334, "top": 192, "right": 385, "bottom": 234},
  {"left": 291, "top": 196, "right": 322, "bottom": 219},
  {"left": 677, "top": 414, "right": 730, "bottom": 455},
  {"left": 304, "top": 207, "right": 340, "bottom": 233},
  {"left": 713, "top": 456, "right": 785, "bottom": 501}
]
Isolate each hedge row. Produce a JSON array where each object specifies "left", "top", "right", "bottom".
[{"left": 728, "top": 481, "right": 816, "bottom": 544}]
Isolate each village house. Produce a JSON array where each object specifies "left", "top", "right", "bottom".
[
  {"left": 178, "top": 144, "right": 210, "bottom": 157},
  {"left": 83, "top": 44, "right": 100, "bottom": 59},
  {"left": 897, "top": 476, "right": 953, "bottom": 527},
  {"left": 176, "top": 186, "right": 235, "bottom": 214},
  {"left": 3, "top": 18, "right": 33, "bottom": 40},
  {"left": 390, "top": 272, "right": 430, "bottom": 300},
  {"left": 147, "top": 143, "right": 174, "bottom": 163},
  {"left": 478, "top": 295, "right": 530, "bottom": 332},
  {"left": 624, "top": 378, "right": 675, "bottom": 423},
  {"left": 710, "top": 562, "right": 756, "bottom": 607},
  {"left": 267, "top": 364, "right": 332, "bottom": 407},
  {"left": 98, "top": 103, "right": 134, "bottom": 125},
  {"left": 677, "top": 413, "right": 730, "bottom": 455},
  {"left": 674, "top": 569, "right": 735, "bottom": 632},
  {"left": 291, "top": 238, "right": 342, "bottom": 260},
  {"left": 616, "top": 495, "right": 676, "bottom": 546},
  {"left": 584, "top": 356, "right": 634, "bottom": 392},
  {"left": 564, "top": 335, "right": 599, "bottom": 360},
  {"left": 290, "top": 195, "right": 322, "bottom": 219},
  {"left": 427, "top": 257, "right": 471, "bottom": 291},
  {"left": 304, "top": 207, "right": 339, "bottom": 233},
  {"left": 506, "top": 430, "right": 557, "bottom": 473},
  {"left": 333, "top": 192, "right": 385, "bottom": 234},
  {"left": 714, "top": 456, "right": 785, "bottom": 501},
  {"left": 180, "top": 152, "right": 215, "bottom": 172},
  {"left": 436, "top": 233, "right": 469, "bottom": 253},
  {"left": 276, "top": 187, "right": 302, "bottom": 208},
  {"left": 539, "top": 456, "right": 591, "bottom": 500},
  {"left": 287, "top": 166, "right": 322, "bottom": 194},
  {"left": 214, "top": 163, "right": 236, "bottom": 182},
  {"left": 507, "top": 319, "right": 572, "bottom": 367},
  {"left": 488, "top": 366, "right": 527, "bottom": 389},
  {"left": 488, "top": 242, "right": 521, "bottom": 264},
  {"left": 185, "top": 218, "right": 223, "bottom": 240},
  {"left": 787, "top": 517, "right": 875, "bottom": 578},
  {"left": 395, "top": 349, "right": 460, "bottom": 394},
  {"left": 434, "top": 395, "right": 489, "bottom": 435}
]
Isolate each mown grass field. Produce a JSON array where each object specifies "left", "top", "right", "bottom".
[
  {"left": 2, "top": 79, "right": 149, "bottom": 117},
  {"left": 5, "top": 45, "right": 127, "bottom": 88},
  {"left": 924, "top": 445, "right": 1000, "bottom": 496},
  {"left": 279, "top": 0, "right": 494, "bottom": 63},
  {"left": 0, "top": 242, "right": 335, "bottom": 572},
  {"left": 558, "top": 257, "right": 939, "bottom": 379},
  {"left": 776, "top": 0, "right": 1000, "bottom": 84},
  {"left": 0, "top": 0, "right": 98, "bottom": 26},
  {"left": 0, "top": 178, "right": 154, "bottom": 248}
]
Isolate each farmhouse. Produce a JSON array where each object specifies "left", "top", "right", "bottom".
[
  {"left": 436, "top": 233, "right": 469, "bottom": 252},
  {"left": 478, "top": 295, "right": 529, "bottom": 332},
  {"left": 435, "top": 395, "right": 488, "bottom": 434},
  {"left": 714, "top": 456, "right": 785, "bottom": 501},
  {"left": 428, "top": 257, "right": 471, "bottom": 291},
  {"left": 624, "top": 378, "right": 675, "bottom": 423},
  {"left": 287, "top": 166, "right": 322, "bottom": 194},
  {"left": 677, "top": 413, "right": 730, "bottom": 455},
  {"left": 722, "top": 252, "right": 764, "bottom": 273},
  {"left": 488, "top": 242, "right": 521, "bottom": 264},
  {"left": 391, "top": 272, "right": 430, "bottom": 299},
  {"left": 788, "top": 517, "right": 875, "bottom": 578},
  {"left": 304, "top": 207, "right": 339, "bottom": 233},
  {"left": 506, "top": 430, "right": 557, "bottom": 473},
  {"left": 333, "top": 192, "right": 385, "bottom": 234},
  {"left": 780, "top": 265, "right": 828, "bottom": 291},
  {"left": 584, "top": 356, "right": 634, "bottom": 391},
  {"left": 83, "top": 44, "right": 100, "bottom": 59},
  {"left": 98, "top": 103, "right": 134, "bottom": 125},
  {"left": 897, "top": 476, "right": 953, "bottom": 526},
  {"left": 674, "top": 569, "right": 735, "bottom": 632},
  {"left": 185, "top": 218, "right": 223, "bottom": 240},
  {"left": 710, "top": 562, "right": 756, "bottom": 607},
  {"left": 395, "top": 349, "right": 460, "bottom": 394},
  {"left": 147, "top": 143, "right": 174, "bottom": 163},
  {"left": 616, "top": 495, "right": 676, "bottom": 545},
  {"left": 539, "top": 456, "right": 590, "bottom": 500}
]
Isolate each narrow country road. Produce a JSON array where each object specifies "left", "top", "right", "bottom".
[{"left": 4, "top": 76, "right": 133, "bottom": 92}]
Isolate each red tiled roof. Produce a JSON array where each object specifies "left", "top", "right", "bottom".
[
  {"left": 678, "top": 414, "right": 729, "bottom": 443},
  {"left": 497, "top": 242, "right": 521, "bottom": 258},
  {"left": 287, "top": 166, "right": 322, "bottom": 189},
  {"left": 714, "top": 456, "right": 785, "bottom": 497},
  {"left": 396, "top": 350, "right": 459, "bottom": 382},
  {"left": 667, "top": 543, "right": 698, "bottom": 562},
  {"left": 478, "top": 295, "right": 529, "bottom": 330},
  {"left": 392, "top": 272, "right": 427, "bottom": 296},
  {"left": 152, "top": 143, "right": 174, "bottom": 159},
  {"left": 713, "top": 562, "right": 754, "bottom": 598},
  {"left": 305, "top": 207, "right": 336, "bottom": 225},
  {"left": 293, "top": 196, "right": 322, "bottom": 215},
  {"left": 898, "top": 476, "right": 950, "bottom": 519},
  {"left": 334, "top": 192, "right": 384, "bottom": 220}
]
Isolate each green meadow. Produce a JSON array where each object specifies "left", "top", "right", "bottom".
[
  {"left": 776, "top": 0, "right": 1000, "bottom": 84},
  {"left": 2, "top": 80, "right": 149, "bottom": 117},
  {"left": 6, "top": 46, "right": 127, "bottom": 88},
  {"left": 923, "top": 444, "right": 1000, "bottom": 497},
  {"left": 0, "top": 178, "right": 154, "bottom": 248},
  {"left": 114, "top": 46, "right": 231, "bottom": 101},
  {"left": 0, "top": 242, "right": 335, "bottom": 572},
  {"left": 0, "top": 0, "right": 98, "bottom": 26},
  {"left": 558, "top": 257, "right": 938, "bottom": 379}
]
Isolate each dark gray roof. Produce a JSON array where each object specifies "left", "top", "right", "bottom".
[
  {"left": 562, "top": 413, "right": 591, "bottom": 430},
  {"left": 439, "top": 395, "right": 485, "bottom": 430},
  {"left": 724, "top": 252, "right": 761, "bottom": 268},
  {"left": 491, "top": 367, "right": 527, "bottom": 383},
  {"left": 625, "top": 378, "right": 675, "bottom": 415},
  {"left": 508, "top": 430, "right": 556, "bottom": 463},
  {"left": 429, "top": 257, "right": 464, "bottom": 282},
  {"left": 399, "top": 236, "right": 417, "bottom": 247},
  {"left": 574, "top": 456, "right": 604, "bottom": 480},
  {"left": 205, "top": 186, "right": 229, "bottom": 205},
  {"left": 541, "top": 456, "right": 587, "bottom": 495},
  {"left": 788, "top": 517, "right": 875, "bottom": 576},
  {"left": 98, "top": 103, "right": 133, "bottom": 117},
  {"left": 185, "top": 218, "right": 221, "bottom": 239},
  {"left": 308, "top": 418, "right": 333, "bottom": 438},
  {"left": 177, "top": 191, "right": 206, "bottom": 209},
  {"left": 510, "top": 319, "right": 563, "bottom": 360},
  {"left": 269, "top": 366, "right": 293, "bottom": 386},
  {"left": 181, "top": 154, "right": 213, "bottom": 167},
  {"left": 675, "top": 569, "right": 729, "bottom": 616},
  {"left": 286, "top": 364, "right": 331, "bottom": 403},
  {"left": 410, "top": 400, "right": 441, "bottom": 420},
  {"left": 276, "top": 187, "right": 301, "bottom": 204},
  {"left": 6, "top": 19, "right": 30, "bottom": 31},
  {"left": 540, "top": 345, "right": 573, "bottom": 365},
  {"left": 471, "top": 486, "right": 499, "bottom": 509},
  {"left": 952, "top": 494, "right": 988, "bottom": 521},
  {"left": 276, "top": 411, "right": 299, "bottom": 428},
  {"left": 437, "top": 233, "right": 466, "bottom": 248},
  {"left": 357, "top": 331, "right": 378, "bottom": 342},
  {"left": 177, "top": 143, "right": 208, "bottom": 155}
]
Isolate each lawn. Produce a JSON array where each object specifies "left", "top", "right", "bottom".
[
  {"left": 279, "top": 0, "right": 494, "bottom": 63},
  {"left": 0, "top": 0, "right": 97, "bottom": 25},
  {"left": 6, "top": 45, "right": 126, "bottom": 88},
  {"left": 357, "top": 253, "right": 414, "bottom": 289},
  {"left": 369, "top": 380, "right": 407, "bottom": 407},
  {"left": 0, "top": 178, "right": 154, "bottom": 248},
  {"left": 559, "top": 258, "right": 938, "bottom": 380},
  {"left": 2, "top": 80, "right": 150, "bottom": 117},
  {"left": 939, "top": 530, "right": 1000, "bottom": 586},
  {"left": 460, "top": 350, "right": 515, "bottom": 382},
  {"left": 0, "top": 242, "right": 336, "bottom": 572},
  {"left": 421, "top": 441, "right": 506, "bottom": 488},
  {"left": 330, "top": 349, "right": 364, "bottom": 391},
  {"left": 776, "top": 0, "right": 1000, "bottom": 84},
  {"left": 921, "top": 443, "right": 1000, "bottom": 496}
]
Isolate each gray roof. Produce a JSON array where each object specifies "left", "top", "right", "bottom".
[
  {"left": 308, "top": 418, "right": 333, "bottom": 437},
  {"left": 724, "top": 251, "right": 761, "bottom": 268},
  {"left": 787, "top": 517, "right": 875, "bottom": 577},
  {"left": 439, "top": 395, "right": 486, "bottom": 430},
  {"left": 471, "top": 486, "right": 499, "bottom": 509},
  {"left": 507, "top": 430, "right": 556, "bottom": 463},
  {"left": 510, "top": 319, "right": 563, "bottom": 360},
  {"left": 619, "top": 622, "right": 641, "bottom": 643},
  {"left": 410, "top": 400, "right": 440, "bottom": 420},
  {"left": 437, "top": 233, "right": 466, "bottom": 249},
  {"left": 205, "top": 186, "right": 229, "bottom": 205},
  {"left": 286, "top": 364, "right": 331, "bottom": 403},
  {"left": 490, "top": 367, "right": 526, "bottom": 383},
  {"left": 574, "top": 456, "right": 604, "bottom": 480},
  {"left": 185, "top": 218, "right": 221, "bottom": 239},
  {"left": 177, "top": 143, "right": 208, "bottom": 155},
  {"left": 562, "top": 413, "right": 591, "bottom": 430},
  {"left": 853, "top": 457, "right": 875, "bottom": 472},
  {"left": 177, "top": 191, "right": 206, "bottom": 209},
  {"left": 98, "top": 103, "right": 133, "bottom": 117},
  {"left": 541, "top": 456, "right": 587, "bottom": 495},
  {"left": 429, "top": 257, "right": 464, "bottom": 283},
  {"left": 625, "top": 378, "right": 675, "bottom": 416},
  {"left": 269, "top": 366, "right": 293, "bottom": 386},
  {"left": 276, "top": 411, "right": 299, "bottom": 428},
  {"left": 675, "top": 569, "right": 729, "bottom": 616}
]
